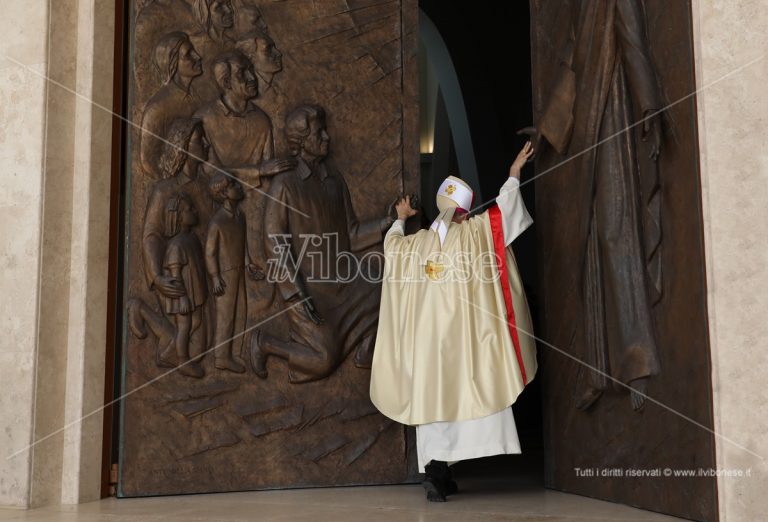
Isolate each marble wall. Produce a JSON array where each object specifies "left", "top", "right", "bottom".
[
  {"left": 0, "top": 0, "right": 50, "bottom": 508},
  {"left": 0, "top": 0, "right": 115, "bottom": 509},
  {"left": 692, "top": 0, "right": 768, "bottom": 520}
]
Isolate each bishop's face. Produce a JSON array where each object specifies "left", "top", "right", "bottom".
[
  {"left": 177, "top": 40, "right": 202, "bottom": 78},
  {"left": 452, "top": 209, "right": 468, "bottom": 224},
  {"left": 229, "top": 60, "right": 259, "bottom": 99},
  {"left": 252, "top": 36, "right": 282, "bottom": 74},
  {"left": 210, "top": 0, "right": 234, "bottom": 30},
  {"left": 302, "top": 117, "right": 330, "bottom": 160}
]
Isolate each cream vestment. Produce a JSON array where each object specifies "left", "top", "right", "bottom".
[{"left": 370, "top": 177, "right": 536, "bottom": 471}]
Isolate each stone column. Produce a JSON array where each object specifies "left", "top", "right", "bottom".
[
  {"left": 0, "top": 0, "right": 50, "bottom": 508},
  {"left": 0, "top": 0, "right": 115, "bottom": 508},
  {"left": 693, "top": 0, "right": 768, "bottom": 520}
]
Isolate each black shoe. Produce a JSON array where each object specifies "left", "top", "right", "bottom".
[
  {"left": 424, "top": 460, "right": 451, "bottom": 502},
  {"left": 422, "top": 476, "right": 446, "bottom": 502},
  {"left": 443, "top": 464, "right": 459, "bottom": 496}
]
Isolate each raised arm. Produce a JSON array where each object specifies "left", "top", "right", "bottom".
[
  {"left": 496, "top": 142, "right": 534, "bottom": 245},
  {"left": 384, "top": 195, "right": 417, "bottom": 251}
]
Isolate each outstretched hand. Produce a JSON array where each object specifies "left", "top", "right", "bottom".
[
  {"left": 516, "top": 126, "right": 542, "bottom": 160},
  {"left": 510, "top": 141, "right": 535, "bottom": 179},
  {"left": 395, "top": 195, "right": 418, "bottom": 221},
  {"left": 260, "top": 158, "right": 297, "bottom": 177}
]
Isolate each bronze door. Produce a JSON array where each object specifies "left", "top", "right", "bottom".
[
  {"left": 117, "top": 0, "right": 418, "bottom": 496},
  {"left": 530, "top": 1, "right": 718, "bottom": 520}
]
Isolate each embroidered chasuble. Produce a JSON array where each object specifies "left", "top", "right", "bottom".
[{"left": 370, "top": 177, "right": 537, "bottom": 427}]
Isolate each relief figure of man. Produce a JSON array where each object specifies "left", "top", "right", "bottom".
[
  {"left": 189, "top": 0, "right": 236, "bottom": 101},
  {"left": 235, "top": 31, "right": 288, "bottom": 154},
  {"left": 233, "top": 2, "right": 270, "bottom": 38},
  {"left": 249, "top": 105, "right": 394, "bottom": 383},
  {"left": 193, "top": 51, "right": 293, "bottom": 186}
]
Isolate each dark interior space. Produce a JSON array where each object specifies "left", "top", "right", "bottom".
[{"left": 418, "top": 0, "right": 543, "bottom": 480}]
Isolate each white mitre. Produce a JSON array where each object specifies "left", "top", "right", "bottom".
[{"left": 430, "top": 176, "right": 474, "bottom": 246}]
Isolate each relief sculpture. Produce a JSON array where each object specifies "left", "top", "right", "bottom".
[
  {"left": 189, "top": 0, "right": 237, "bottom": 101},
  {"left": 235, "top": 30, "right": 288, "bottom": 153},
  {"left": 233, "top": 3, "right": 269, "bottom": 37},
  {"left": 162, "top": 192, "right": 209, "bottom": 378},
  {"left": 250, "top": 105, "right": 393, "bottom": 383},
  {"left": 532, "top": 1, "right": 717, "bottom": 517},
  {"left": 139, "top": 32, "right": 203, "bottom": 179},
  {"left": 206, "top": 173, "right": 264, "bottom": 373},
  {"left": 193, "top": 50, "right": 292, "bottom": 182},
  {"left": 121, "top": 0, "right": 417, "bottom": 495},
  {"left": 525, "top": 0, "right": 664, "bottom": 411},
  {"left": 129, "top": 118, "right": 215, "bottom": 376}
]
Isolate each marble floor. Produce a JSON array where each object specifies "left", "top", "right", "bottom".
[{"left": 0, "top": 457, "right": 686, "bottom": 522}]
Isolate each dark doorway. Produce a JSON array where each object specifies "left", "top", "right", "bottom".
[
  {"left": 420, "top": 1, "right": 717, "bottom": 521},
  {"left": 417, "top": 0, "right": 544, "bottom": 480}
]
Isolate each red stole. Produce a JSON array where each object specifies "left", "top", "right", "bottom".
[{"left": 488, "top": 204, "right": 528, "bottom": 384}]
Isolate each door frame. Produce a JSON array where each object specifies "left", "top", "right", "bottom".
[{"left": 100, "top": 0, "right": 129, "bottom": 499}]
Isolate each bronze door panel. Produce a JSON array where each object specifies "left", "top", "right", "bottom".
[
  {"left": 118, "top": 0, "right": 418, "bottom": 496},
  {"left": 530, "top": 0, "right": 717, "bottom": 520}
]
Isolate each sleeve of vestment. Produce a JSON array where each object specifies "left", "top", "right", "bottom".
[{"left": 495, "top": 177, "right": 533, "bottom": 246}]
